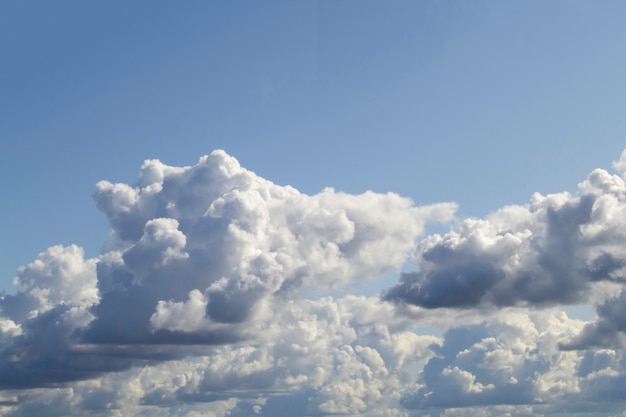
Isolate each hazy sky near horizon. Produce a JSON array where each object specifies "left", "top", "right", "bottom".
[{"left": 2, "top": 2, "right": 626, "bottom": 416}]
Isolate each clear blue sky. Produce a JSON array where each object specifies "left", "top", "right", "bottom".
[{"left": 2, "top": 3, "right": 626, "bottom": 416}]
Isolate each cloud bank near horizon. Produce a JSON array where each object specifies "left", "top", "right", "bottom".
[{"left": 2, "top": 149, "right": 626, "bottom": 416}]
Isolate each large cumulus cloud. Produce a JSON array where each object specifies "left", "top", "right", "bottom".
[
  {"left": 0, "top": 151, "right": 453, "bottom": 400},
  {"left": 88, "top": 150, "right": 454, "bottom": 342},
  {"left": 5, "top": 149, "right": 626, "bottom": 416}
]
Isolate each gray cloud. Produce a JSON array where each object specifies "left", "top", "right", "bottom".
[
  {"left": 385, "top": 159, "right": 626, "bottom": 309},
  {"left": 560, "top": 290, "right": 626, "bottom": 350}
]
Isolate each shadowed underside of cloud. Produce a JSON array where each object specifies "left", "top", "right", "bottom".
[{"left": 3, "top": 150, "right": 626, "bottom": 416}]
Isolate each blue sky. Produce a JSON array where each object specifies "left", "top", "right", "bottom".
[{"left": 2, "top": 2, "right": 626, "bottom": 416}]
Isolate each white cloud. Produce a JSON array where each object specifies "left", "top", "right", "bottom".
[
  {"left": 0, "top": 150, "right": 455, "bottom": 416},
  {"left": 88, "top": 150, "right": 456, "bottom": 343},
  {"left": 5, "top": 149, "right": 626, "bottom": 416},
  {"left": 613, "top": 149, "right": 626, "bottom": 179}
]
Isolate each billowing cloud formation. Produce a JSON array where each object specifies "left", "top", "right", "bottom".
[
  {"left": 0, "top": 151, "right": 455, "bottom": 396},
  {"left": 385, "top": 150, "right": 626, "bottom": 309},
  {"left": 5, "top": 149, "right": 626, "bottom": 416},
  {"left": 84, "top": 150, "right": 454, "bottom": 345}
]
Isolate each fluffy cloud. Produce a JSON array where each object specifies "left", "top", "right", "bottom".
[
  {"left": 5, "top": 149, "right": 626, "bottom": 416},
  {"left": 0, "top": 150, "right": 455, "bottom": 415},
  {"left": 401, "top": 310, "right": 584, "bottom": 410},
  {"left": 385, "top": 162, "right": 626, "bottom": 309},
  {"left": 87, "top": 150, "right": 454, "bottom": 344},
  {"left": 2, "top": 245, "right": 98, "bottom": 321},
  {"left": 0, "top": 294, "right": 441, "bottom": 416}
]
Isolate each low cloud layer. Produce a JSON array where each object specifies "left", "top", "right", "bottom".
[{"left": 3, "top": 149, "right": 626, "bottom": 416}]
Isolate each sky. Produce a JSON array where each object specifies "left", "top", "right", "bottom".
[{"left": 2, "top": 1, "right": 626, "bottom": 416}]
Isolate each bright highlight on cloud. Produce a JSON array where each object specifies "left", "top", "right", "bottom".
[{"left": 3, "top": 149, "right": 626, "bottom": 416}]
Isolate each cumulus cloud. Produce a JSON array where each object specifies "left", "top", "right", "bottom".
[
  {"left": 0, "top": 150, "right": 453, "bottom": 406},
  {"left": 401, "top": 310, "right": 584, "bottom": 411},
  {"left": 2, "top": 245, "right": 98, "bottom": 322},
  {"left": 561, "top": 290, "right": 626, "bottom": 350},
  {"left": 87, "top": 150, "right": 454, "bottom": 344},
  {"left": 384, "top": 163, "right": 626, "bottom": 309},
  {"left": 0, "top": 294, "right": 441, "bottom": 416},
  {"left": 5, "top": 149, "right": 626, "bottom": 416}
]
